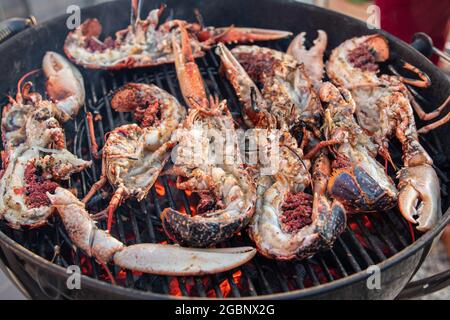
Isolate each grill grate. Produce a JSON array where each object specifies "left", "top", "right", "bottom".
[{"left": 0, "top": 40, "right": 448, "bottom": 298}]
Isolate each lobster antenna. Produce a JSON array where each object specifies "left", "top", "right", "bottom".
[
  {"left": 194, "top": 8, "right": 205, "bottom": 28},
  {"left": 130, "top": 0, "right": 143, "bottom": 32},
  {"left": 16, "top": 69, "right": 40, "bottom": 102},
  {"left": 283, "top": 144, "right": 308, "bottom": 172}
]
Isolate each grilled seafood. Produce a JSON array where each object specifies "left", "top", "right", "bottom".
[
  {"left": 49, "top": 187, "right": 257, "bottom": 276},
  {"left": 83, "top": 84, "right": 186, "bottom": 232},
  {"left": 287, "top": 30, "right": 328, "bottom": 88},
  {"left": 110, "top": 83, "right": 186, "bottom": 150},
  {"left": 1, "top": 53, "right": 256, "bottom": 277},
  {"left": 318, "top": 82, "right": 397, "bottom": 212},
  {"left": 162, "top": 100, "right": 257, "bottom": 247},
  {"left": 0, "top": 53, "right": 91, "bottom": 229},
  {"left": 160, "top": 25, "right": 257, "bottom": 247},
  {"left": 64, "top": 2, "right": 291, "bottom": 70},
  {"left": 217, "top": 42, "right": 346, "bottom": 260},
  {"left": 227, "top": 45, "right": 322, "bottom": 132},
  {"left": 249, "top": 134, "right": 346, "bottom": 260},
  {"left": 216, "top": 43, "right": 275, "bottom": 129},
  {"left": 327, "top": 34, "right": 442, "bottom": 231}
]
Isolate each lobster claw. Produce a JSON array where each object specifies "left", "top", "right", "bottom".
[
  {"left": 398, "top": 164, "right": 441, "bottom": 232},
  {"left": 43, "top": 51, "right": 85, "bottom": 121},
  {"left": 207, "top": 26, "right": 292, "bottom": 45},
  {"left": 48, "top": 187, "right": 256, "bottom": 276},
  {"left": 215, "top": 43, "right": 275, "bottom": 128},
  {"left": 287, "top": 30, "right": 327, "bottom": 85},
  {"left": 113, "top": 244, "right": 256, "bottom": 276},
  {"left": 328, "top": 150, "right": 397, "bottom": 212}
]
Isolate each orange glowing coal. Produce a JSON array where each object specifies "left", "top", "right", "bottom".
[
  {"left": 179, "top": 206, "right": 187, "bottom": 215},
  {"left": 115, "top": 270, "right": 127, "bottom": 281},
  {"left": 155, "top": 181, "right": 165, "bottom": 196},
  {"left": 79, "top": 256, "right": 93, "bottom": 275},
  {"left": 169, "top": 278, "right": 183, "bottom": 297},
  {"left": 208, "top": 270, "right": 243, "bottom": 298},
  {"left": 168, "top": 271, "right": 243, "bottom": 298},
  {"left": 218, "top": 280, "right": 232, "bottom": 297},
  {"left": 362, "top": 215, "right": 373, "bottom": 229}
]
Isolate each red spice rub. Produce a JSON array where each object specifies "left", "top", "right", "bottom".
[
  {"left": 24, "top": 161, "right": 59, "bottom": 208},
  {"left": 196, "top": 191, "right": 224, "bottom": 215},
  {"left": 280, "top": 192, "right": 313, "bottom": 233},
  {"left": 134, "top": 99, "right": 161, "bottom": 127},
  {"left": 348, "top": 45, "right": 379, "bottom": 72}
]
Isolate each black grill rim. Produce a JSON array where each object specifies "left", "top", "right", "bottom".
[
  {"left": 1, "top": 0, "right": 450, "bottom": 299},
  {"left": 0, "top": 209, "right": 448, "bottom": 300}
]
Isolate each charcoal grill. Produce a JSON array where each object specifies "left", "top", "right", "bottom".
[{"left": 0, "top": 0, "right": 449, "bottom": 300}]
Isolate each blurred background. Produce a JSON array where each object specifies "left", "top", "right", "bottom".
[
  {"left": 0, "top": 0, "right": 449, "bottom": 300},
  {"left": 1, "top": 0, "right": 449, "bottom": 67}
]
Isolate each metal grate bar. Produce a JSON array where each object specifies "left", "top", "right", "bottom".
[
  {"left": 293, "top": 263, "right": 306, "bottom": 289},
  {"left": 366, "top": 215, "right": 398, "bottom": 254},
  {"left": 328, "top": 249, "right": 349, "bottom": 277},
  {"left": 317, "top": 256, "right": 335, "bottom": 282},
  {"left": 336, "top": 237, "right": 362, "bottom": 272},
  {"left": 344, "top": 228, "right": 375, "bottom": 267},
  {"left": 254, "top": 259, "right": 273, "bottom": 294},
  {"left": 274, "top": 262, "right": 291, "bottom": 292},
  {"left": 386, "top": 211, "right": 413, "bottom": 245},
  {"left": 113, "top": 209, "right": 134, "bottom": 287},
  {"left": 354, "top": 217, "right": 387, "bottom": 261},
  {"left": 303, "top": 261, "right": 321, "bottom": 285}
]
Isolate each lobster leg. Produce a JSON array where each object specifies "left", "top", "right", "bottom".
[
  {"left": 211, "top": 26, "right": 292, "bottom": 45},
  {"left": 107, "top": 187, "right": 126, "bottom": 232},
  {"left": 399, "top": 62, "right": 431, "bottom": 88},
  {"left": 172, "top": 24, "right": 208, "bottom": 109},
  {"left": 86, "top": 112, "right": 100, "bottom": 159},
  {"left": 15, "top": 69, "right": 40, "bottom": 104},
  {"left": 82, "top": 156, "right": 108, "bottom": 203},
  {"left": 303, "top": 139, "right": 340, "bottom": 160},
  {"left": 215, "top": 43, "right": 275, "bottom": 128},
  {"left": 418, "top": 109, "right": 450, "bottom": 134},
  {"left": 409, "top": 93, "right": 450, "bottom": 122}
]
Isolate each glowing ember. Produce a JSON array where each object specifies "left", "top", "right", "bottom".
[
  {"left": 116, "top": 270, "right": 127, "bottom": 280},
  {"left": 219, "top": 280, "right": 232, "bottom": 297},
  {"left": 155, "top": 181, "right": 165, "bottom": 196},
  {"left": 362, "top": 215, "right": 373, "bottom": 229},
  {"left": 304, "top": 263, "right": 341, "bottom": 287},
  {"left": 349, "top": 220, "right": 369, "bottom": 248},
  {"left": 79, "top": 256, "right": 93, "bottom": 276},
  {"left": 125, "top": 232, "right": 136, "bottom": 243},
  {"left": 169, "top": 278, "right": 183, "bottom": 296}
]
